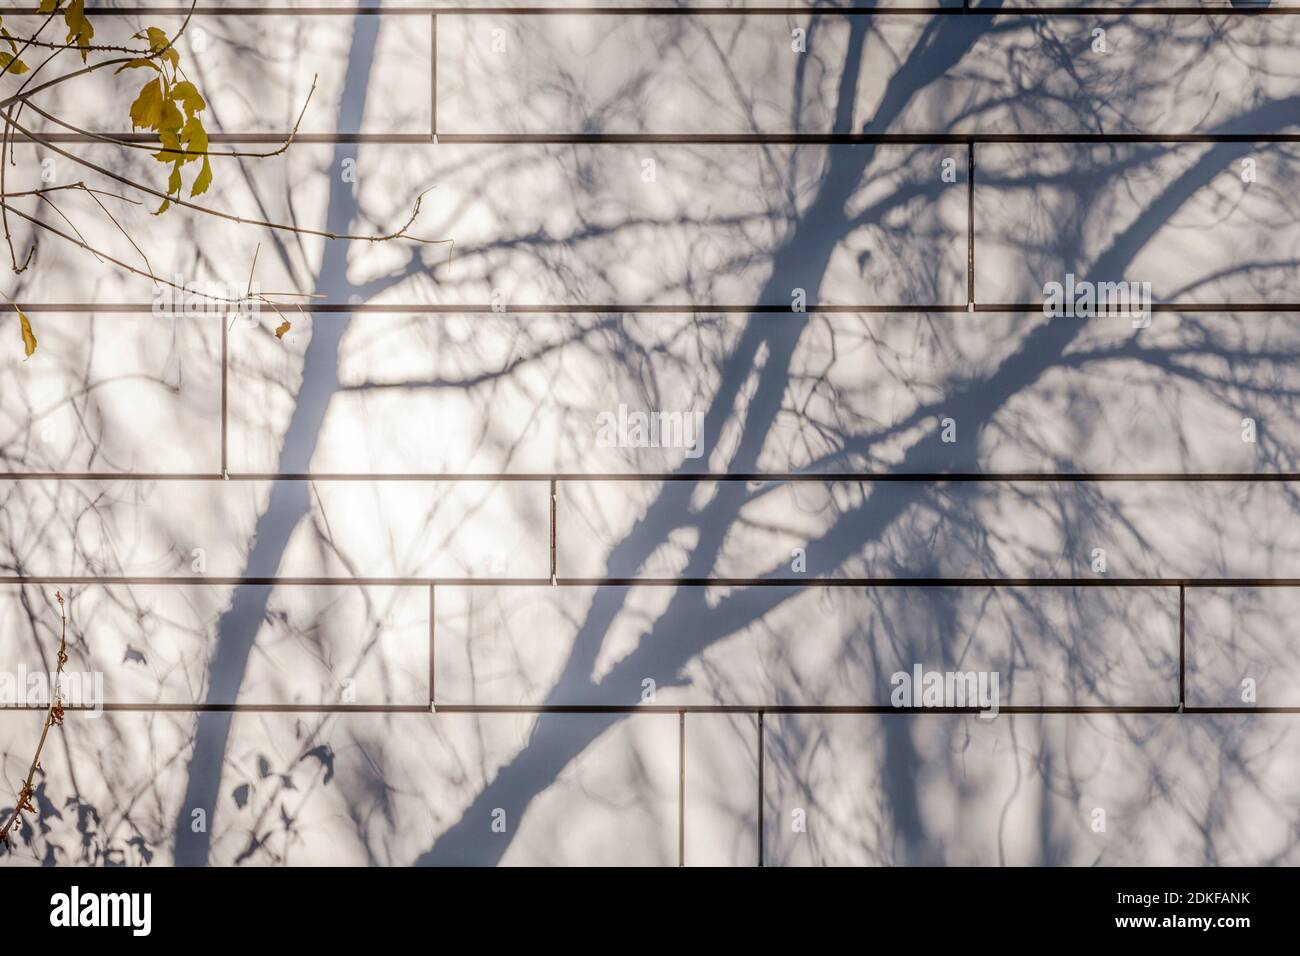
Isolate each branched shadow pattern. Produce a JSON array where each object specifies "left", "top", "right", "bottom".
[{"left": 3, "top": 5, "right": 1300, "bottom": 866}]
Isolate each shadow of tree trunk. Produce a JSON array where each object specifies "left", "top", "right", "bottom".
[{"left": 172, "top": 14, "right": 377, "bottom": 867}]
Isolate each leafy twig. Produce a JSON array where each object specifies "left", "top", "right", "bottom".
[{"left": 0, "top": 590, "right": 69, "bottom": 851}]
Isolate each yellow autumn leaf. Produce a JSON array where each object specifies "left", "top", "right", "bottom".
[
  {"left": 154, "top": 197, "right": 171, "bottom": 215},
  {"left": 153, "top": 129, "right": 182, "bottom": 164},
  {"left": 167, "top": 162, "right": 182, "bottom": 195},
  {"left": 130, "top": 78, "right": 164, "bottom": 130},
  {"left": 191, "top": 156, "right": 213, "bottom": 197},
  {"left": 63, "top": 0, "right": 94, "bottom": 63},
  {"left": 38, "top": 1, "right": 60, "bottom": 14},
  {"left": 0, "top": 52, "right": 28, "bottom": 75},
  {"left": 171, "top": 81, "right": 205, "bottom": 116},
  {"left": 180, "top": 114, "right": 207, "bottom": 164},
  {"left": 136, "top": 26, "right": 178, "bottom": 69},
  {"left": 159, "top": 97, "right": 184, "bottom": 136},
  {"left": 115, "top": 58, "right": 160, "bottom": 74},
  {"left": 17, "top": 308, "right": 36, "bottom": 358},
  {"left": 274, "top": 319, "right": 291, "bottom": 339}
]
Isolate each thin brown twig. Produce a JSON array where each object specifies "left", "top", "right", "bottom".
[
  {"left": 0, "top": 35, "right": 170, "bottom": 56},
  {"left": 1, "top": 181, "right": 141, "bottom": 204},
  {"left": 34, "top": 189, "right": 103, "bottom": 263},
  {"left": 0, "top": 591, "right": 68, "bottom": 852},
  {"left": 82, "top": 183, "right": 154, "bottom": 277}
]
